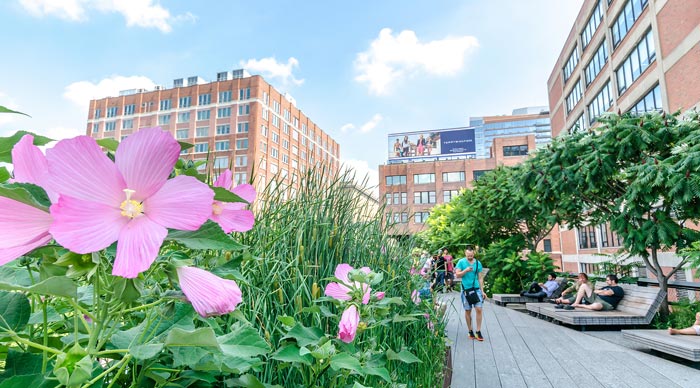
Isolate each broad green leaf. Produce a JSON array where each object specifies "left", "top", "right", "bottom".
[
  {"left": 276, "top": 315, "right": 295, "bottom": 327},
  {"left": 165, "top": 327, "right": 220, "bottom": 348},
  {"left": 0, "top": 106, "right": 30, "bottom": 117},
  {"left": 0, "top": 291, "right": 31, "bottom": 332},
  {"left": 218, "top": 323, "right": 269, "bottom": 358},
  {"left": 0, "top": 167, "right": 9, "bottom": 183},
  {"left": 0, "top": 130, "right": 52, "bottom": 164},
  {"left": 330, "top": 352, "right": 362, "bottom": 373},
  {"left": 0, "top": 182, "right": 50, "bottom": 211},
  {"left": 0, "top": 349, "right": 43, "bottom": 377},
  {"left": 309, "top": 339, "right": 336, "bottom": 360},
  {"left": 166, "top": 220, "right": 246, "bottom": 250},
  {"left": 28, "top": 306, "right": 62, "bottom": 324},
  {"left": 130, "top": 343, "right": 164, "bottom": 360},
  {"left": 0, "top": 375, "right": 45, "bottom": 388},
  {"left": 169, "top": 346, "right": 211, "bottom": 368},
  {"left": 281, "top": 324, "right": 324, "bottom": 347},
  {"left": 225, "top": 373, "right": 265, "bottom": 388},
  {"left": 351, "top": 383, "right": 370, "bottom": 388},
  {"left": 392, "top": 314, "right": 418, "bottom": 323},
  {"left": 0, "top": 276, "right": 77, "bottom": 299},
  {"left": 363, "top": 365, "right": 392, "bottom": 383},
  {"left": 270, "top": 344, "right": 313, "bottom": 365},
  {"left": 386, "top": 348, "right": 421, "bottom": 364},
  {"left": 178, "top": 141, "right": 194, "bottom": 151},
  {"left": 0, "top": 265, "right": 32, "bottom": 287},
  {"left": 213, "top": 186, "right": 247, "bottom": 203},
  {"left": 96, "top": 138, "right": 119, "bottom": 151}
]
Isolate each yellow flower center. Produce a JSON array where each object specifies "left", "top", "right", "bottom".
[
  {"left": 120, "top": 189, "right": 143, "bottom": 218},
  {"left": 212, "top": 201, "right": 223, "bottom": 215}
]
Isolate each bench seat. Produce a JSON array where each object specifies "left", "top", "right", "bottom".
[
  {"left": 622, "top": 329, "right": 700, "bottom": 362},
  {"left": 492, "top": 294, "right": 541, "bottom": 306}
]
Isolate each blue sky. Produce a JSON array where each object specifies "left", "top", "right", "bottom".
[{"left": 0, "top": 0, "right": 582, "bottom": 188}]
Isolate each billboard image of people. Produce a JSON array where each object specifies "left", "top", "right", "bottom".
[{"left": 388, "top": 128, "right": 475, "bottom": 159}]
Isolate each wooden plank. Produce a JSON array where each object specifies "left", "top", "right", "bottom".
[
  {"left": 481, "top": 306, "right": 529, "bottom": 388},
  {"left": 622, "top": 330, "right": 700, "bottom": 362},
  {"left": 472, "top": 305, "right": 504, "bottom": 388}
]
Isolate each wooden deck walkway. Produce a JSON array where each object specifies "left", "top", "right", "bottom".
[{"left": 440, "top": 292, "right": 700, "bottom": 388}]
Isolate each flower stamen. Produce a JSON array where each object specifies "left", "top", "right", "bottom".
[{"left": 120, "top": 189, "right": 143, "bottom": 218}]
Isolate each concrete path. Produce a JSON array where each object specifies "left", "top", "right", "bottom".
[{"left": 440, "top": 292, "right": 700, "bottom": 388}]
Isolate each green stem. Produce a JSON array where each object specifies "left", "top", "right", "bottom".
[
  {"left": 11, "top": 334, "right": 62, "bottom": 355},
  {"left": 88, "top": 260, "right": 102, "bottom": 353},
  {"left": 106, "top": 355, "right": 131, "bottom": 388},
  {"left": 82, "top": 354, "right": 131, "bottom": 388},
  {"left": 42, "top": 298, "right": 48, "bottom": 373},
  {"left": 119, "top": 300, "right": 163, "bottom": 314},
  {"left": 94, "top": 349, "right": 129, "bottom": 356}
]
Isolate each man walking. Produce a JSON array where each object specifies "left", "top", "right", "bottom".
[{"left": 455, "top": 247, "right": 486, "bottom": 341}]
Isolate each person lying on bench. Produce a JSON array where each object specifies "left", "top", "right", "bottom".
[
  {"left": 668, "top": 312, "right": 700, "bottom": 336},
  {"left": 520, "top": 272, "right": 559, "bottom": 302},
  {"left": 565, "top": 274, "right": 624, "bottom": 311},
  {"left": 553, "top": 273, "right": 591, "bottom": 305}
]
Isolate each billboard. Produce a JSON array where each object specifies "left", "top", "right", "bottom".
[{"left": 388, "top": 128, "right": 475, "bottom": 159}]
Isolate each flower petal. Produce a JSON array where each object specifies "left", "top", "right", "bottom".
[
  {"left": 11, "top": 135, "right": 57, "bottom": 202},
  {"left": 0, "top": 234, "right": 52, "bottom": 266},
  {"left": 359, "top": 266, "right": 371, "bottom": 274},
  {"left": 115, "top": 127, "right": 180, "bottom": 200},
  {"left": 334, "top": 263, "right": 353, "bottom": 284},
  {"left": 231, "top": 184, "right": 256, "bottom": 203},
  {"left": 49, "top": 196, "right": 126, "bottom": 253},
  {"left": 211, "top": 203, "right": 254, "bottom": 233},
  {"left": 338, "top": 305, "right": 359, "bottom": 343},
  {"left": 0, "top": 197, "right": 53, "bottom": 248},
  {"left": 143, "top": 175, "right": 214, "bottom": 230},
  {"left": 46, "top": 136, "right": 125, "bottom": 205},
  {"left": 361, "top": 284, "right": 372, "bottom": 305},
  {"left": 176, "top": 266, "right": 242, "bottom": 317},
  {"left": 112, "top": 216, "right": 167, "bottom": 278},
  {"left": 214, "top": 169, "right": 233, "bottom": 189},
  {"left": 324, "top": 282, "right": 352, "bottom": 301}
]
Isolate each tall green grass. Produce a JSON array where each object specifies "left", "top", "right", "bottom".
[{"left": 236, "top": 166, "right": 446, "bottom": 387}]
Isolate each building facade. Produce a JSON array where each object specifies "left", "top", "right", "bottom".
[
  {"left": 379, "top": 110, "right": 549, "bottom": 236},
  {"left": 471, "top": 106, "right": 552, "bottom": 159},
  {"left": 548, "top": 0, "right": 700, "bottom": 137},
  {"left": 548, "top": 0, "right": 699, "bottom": 299},
  {"left": 86, "top": 70, "right": 340, "bottom": 195}
]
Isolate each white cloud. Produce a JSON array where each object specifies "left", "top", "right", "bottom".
[
  {"left": 340, "top": 123, "right": 355, "bottom": 133},
  {"left": 18, "top": 0, "right": 194, "bottom": 33},
  {"left": 240, "top": 57, "right": 304, "bottom": 86},
  {"left": 341, "top": 159, "right": 379, "bottom": 196},
  {"left": 63, "top": 75, "right": 157, "bottom": 108},
  {"left": 40, "top": 126, "right": 84, "bottom": 141},
  {"left": 359, "top": 114, "right": 383, "bottom": 133},
  {"left": 354, "top": 28, "right": 479, "bottom": 95}
]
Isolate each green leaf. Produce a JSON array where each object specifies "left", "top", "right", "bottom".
[
  {"left": 0, "top": 167, "right": 10, "bottom": 183},
  {"left": 281, "top": 324, "right": 324, "bottom": 347},
  {"left": 217, "top": 323, "right": 269, "bottom": 358},
  {"left": 0, "top": 106, "right": 31, "bottom": 117},
  {"left": 270, "top": 344, "right": 313, "bottom": 365},
  {"left": 0, "top": 349, "right": 44, "bottom": 377},
  {"left": 0, "top": 291, "right": 31, "bottom": 332},
  {"left": 169, "top": 346, "right": 211, "bottom": 368},
  {"left": 28, "top": 306, "right": 62, "bottom": 324},
  {"left": 309, "top": 339, "right": 336, "bottom": 360},
  {"left": 96, "top": 138, "right": 119, "bottom": 151},
  {"left": 166, "top": 220, "right": 247, "bottom": 250},
  {"left": 178, "top": 141, "right": 194, "bottom": 151},
  {"left": 386, "top": 348, "right": 421, "bottom": 364},
  {"left": 165, "top": 327, "right": 220, "bottom": 348},
  {"left": 0, "top": 130, "right": 52, "bottom": 164},
  {"left": 213, "top": 186, "right": 247, "bottom": 203},
  {"left": 0, "top": 276, "right": 77, "bottom": 299},
  {"left": 224, "top": 373, "right": 284, "bottom": 388},
  {"left": 130, "top": 343, "right": 164, "bottom": 360},
  {"left": 276, "top": 315, "right": 295, "bottom": 327},
  {"left": 329, "top": 352, "right": 363, "bottom": 373},
  {"left": 0, "top": 182, "right": 50, "bottom": 211},
  {"left": 363, "top": 365, "right": 392, "bottom": 383},
  {"left": 391, "top": 314, "right": 418, "bottom": 323}
]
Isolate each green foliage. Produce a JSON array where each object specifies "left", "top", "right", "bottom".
[
  {"left": 0, "top": 130, "right": 52, "bottom": 163},
  {"left": 480, "top": 238, "right": 556, "bottom": 294}
]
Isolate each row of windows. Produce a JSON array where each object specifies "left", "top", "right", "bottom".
[
  {"left": 385, "top": 189, "right": 464, "bottom": 206},
  {"left": 566, "top": 79, "right": 583, "bottom": 114},
  {"left": 629, "top": 84, "right": 662, "bottom": 114},
  {"left": 616, "top": 28, "right": 655, "bottom": 95},
  {"left": 581, "top": 0, "right": 604, "bottom": 49},
  {"left": 384, "top": 169, "right": 494, "bottom": 187},
  {"left": 588, "top": 81, "right": 613, "bottom": 125},
  {"left": 503, "top": 145, "right": 528, "bottom": 156},
  {"left": 384, "top": 211, "right": 433, "bottom": 225},
  {"left": 584, "top": 41, "right": 608, "bottom": 86},
  {"left": 578, "top": 224, "right": 623, "bottom": 249},
  {"left": 563, "top": 47, "right": 579, "bottom": 82},
  {"left": 612, "top": 0, "right": 649, "bottom": 48}
]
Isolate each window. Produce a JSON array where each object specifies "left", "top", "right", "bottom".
[
  {"left": 282, "top": 139, "right": 289, "bottom": 150},
  {"left": 283, "top": 123, "right": 289, "bottom": 134},
  {"left": 197, "top": 110, "right": 211, "bottom": 121},
  {"left": 216, "top": 125, "right": 230, "bottom": 135},
  {"left": 235, "top": 173, "right": 247, "bottom": 185},
  {"left": 292, "top": 145, "right": 298, "bottom": 155},
  {"left": 443, "top": 190, "right": 459, "bottom": 203},
  {"left": 122, "top": 119, "right": 133, "bottom": 129},
  {"left": 629, "top": 84, "right": 662, "bottom": 114},
  {"left": 237, "top": 122, "right": 249, "bottom": 133},
  {"left": 263, "top": 92, "right": 269, "bottom": 105},
  {"left": 473, "top": 170, "right": 491, "bottom": 181},
  {"left": 124, "top": 104, "right": 135, "bottom": 115},
  {"left": 282, "top": 154, "right": 289, "bottom": 164},
  {"left": 414, "top": 212, "right": 430, "bottom": 224},
  {"left": 581, "top": 0, "right": 604, "bottom": 49},
  {"left": 176, "top": 129, "right": 188, "bottom": 139},
  {"left": 105, "top": 121, "right": 116, "bottom": 132},
  {"left": 236, "top": 139, "right": 249, "bottom": 149},
  {"left": 260, "top": 159, "right": 266, "bottom": 170},
  {"left": 393, "top": 192, "right": 407, "bottom": 205},
  {"left": 271, "top": 148, "right": 279, "bottom": 159},
  {"left": 578, "top": 225, "right": 598, "bottom": 249},
  {"left": 177, "top": 112, "right": 190, "bottom": 123},
  {"left": 196, "top": 127, "right": 208, "bottom": 137},
  {"left": 503, "top": 145, "right": 528, "bottom": 156},
  {"left": 272, "top": 100, "right": 280, "bottom": 114},
  {"left": 179, "top": 96, "right": 191, "bottom": 108},
  {"left": 239, "top": 88, "right": 250, "bottom": 100},
  {"left": 219, "top": 90, "right": 232, "bottom": 103},
  {"left": 194, "top": 142, "right": 209, "bottom": 153},
  {"left": 92, "top": 123, "right": 99, "bottom": 133},
  {"left": 238, "top": 104, "right": 250, "bottom": 115},
  {"left": 214, "top": 157, "right": 229, "bottom": 169},
  {"left": 292, "top": 130, "right": 299, "bottom": 141},
  {"left": 414, "top": 191, "right": 436, "bottom": 204},
  {"left": 271, "top": 132, "right": 280, "bottom": 144},
  {"left": 565, "top": 78, "right": 583, "bottom": 114},
  {"left": 270, "top": 163, "right": 278, "bottom": 174},
  {"left": 616, "top": 29, "right": 655, "bottom": 95},
  {"left": 235, "top": 156, "right": 248, "bottom": 167},
  {"left": 292, "top": 160, "right": 298, "bottom": 169},
  {"left": 580, "top": 262, "right": 601, "bottom": 275},
  {"left": 217, "top": 107, "right": 231, "bottom": 118},
  {"left": 599, "top": 223, "right": 623, "bottom": 247},
  {"left": 159, "top": 99, "right": 171, "bottom": 111},
  {"left": 584, "top": 41, "right": 608, "bottom": 86},
  {"left": 284, "top": 109, "right": 290, "bottom": 121},
  {"left": 261, "top": 125, "right": 268, "bottom": 137},
  {"left": 94, "top": 108, "right": 101, "bottom": 119},
  {"left": 272, "top": 115, "right": 279, "bottom": 128},
  {"left": 198, "top": 93, "right": 211, "bottom": 106},
  {"left": 413, "top": 173, "right": 435, "bottom": 184},
  {"left": 385, "top": 175, "right": 406, "bottom": 186},
  {"left": 442, "top": 171, "right": 465, "bottom": 183},
  {"left": 563, "top": 46, "right": 579, "bottom": 82},
  {"left": 107, "top": 107, "right": 118, "bottom": 117},
  {"left": 158, "top": 115, "right": 171, "bottom": 125},
  {"left": 587, "top": 81, "right": 613, "bottom": 124},
  {"left": 262, "top": 108, "right": 269, "bottom": 120},
  {"left": 612, "top": 0, "right": 649, "bottom": 48},
  {"left": 215, "top": 140, "right": 229, "bottom": 151},
  {"left": 543, "top": 239, "right": 552, "bottom": 253}
]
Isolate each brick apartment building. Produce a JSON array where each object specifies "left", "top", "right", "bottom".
[
  {"left": 87, "top": 70, "right": 340, "bottom": 195},
  {"left": 548, "top": 0, "right": 700, "bottom": 296}
]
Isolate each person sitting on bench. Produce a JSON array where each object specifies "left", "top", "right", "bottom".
[
  {"left": 668, "top": 312, "right": 700, "bottom": 336},
  {"left": 553, "top": 272, "right": 591, "bottom": 305},
  {"left": 520, "top": 272, "right": 559, "bottom": 302},
  {"left": 566, "top": 274, "right": 624, "bottom": 311}
]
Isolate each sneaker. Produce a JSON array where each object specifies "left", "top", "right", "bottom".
[
  {"left": 554, "top": 304, "right": 564, "bottom": 309},
  {"left": 468, "top": 330, "right": 475, "bottom": 339},
  {"left": 475, "top": 331, "right": 484, "bottom": 341}
]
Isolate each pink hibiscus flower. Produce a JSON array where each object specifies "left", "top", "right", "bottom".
[
  {"left": 210, "top": 169, "right": 256, "bottom": 233},
  {"left": 11, "top": 134, "right": 58, "bottom": 202},
  {"left": 176, "top": 266, "right": 243, "bottom": 317},
  {"left": 338, "top": 304, "right": 360, "bottom": 343},
  {"left": 0, "top": 197, "right": 52, "bottom": 266},
  {"left": 46, "top": 127, "right": 214, "bottom": 278},
  {"left": 324, "top": 263, "right": 372, "bottom": 304}
]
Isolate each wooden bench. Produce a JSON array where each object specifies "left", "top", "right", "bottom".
[
  {"left": 621, "top": 329, "right": 700, "bottom": 362},
  {"left": 492, "top": 277, "right": 568, "bottom": 306},
  {"left": 525, "top": 282, "right": 666, "bottom": 328}
]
